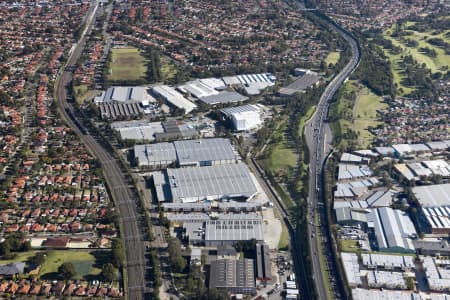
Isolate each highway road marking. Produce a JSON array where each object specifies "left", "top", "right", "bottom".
[
  {"left": 124, "top": 235, "right": 142, "bottom": 241},
  {"left": 128, "top": 285, "right": 145, "bottom": 289}
]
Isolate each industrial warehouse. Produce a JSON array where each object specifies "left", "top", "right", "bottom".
[
  {"left": 221, "top": 104, "right": 263, "bottom": 131},
  {"left": 412, "top": 184, "right": 450, "bottom": 235},
  {"left": 134, "top": 138, "right": 237, "bottom": 169},
  {"left": 154, "top": 163, "right": 258, "bottom": 203},
  {"left": 111, "top": 119, "right": 198, "bottom": 142}
]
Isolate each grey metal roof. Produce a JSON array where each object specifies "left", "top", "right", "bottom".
[
  {"left": 199, "top": 91, "right": 248, "bottom": 105},
  {"left": 368, "top": 207, "right": 416, "bottom": 251},
  {"left": 134, "top": 143, "right": 176, "bottom": 167},
  {"left": 166, "top": 163, "right": 258, "bottom": 202},
  {"left": 412, "top": 183, "right": 450, "bottom": 207},
  {"left": 221, "top": 104, "right": 259, "bottom": 116},
  {"left": 104, "top": 86, "right": 150, "bottom": 102},
  {"left": 0, "top": 262, "right": 25, "bottom": 275},
  {"left": 209, "top": 259, "right": 255, "bottom": 290},
  {"left": 205, "top": 217, "right": 264, "bottom": 242},
  {"left": 174, "top": 138, "right": 236, "bottom": 165},
  {"left": 278, "top": 73, "right": 321, "bottom": 95}
]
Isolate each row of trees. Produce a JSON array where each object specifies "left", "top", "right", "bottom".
[{"left": 351, "top": 40, "right": 394, "bottom": 97}]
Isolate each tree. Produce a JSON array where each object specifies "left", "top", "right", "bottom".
[
  {"left": 168, "top": 238, "right": 186, "bottom": 272},
  {"left": 58, "top": 262, "right": 77, "bottom": 279},
  {"left": 111, "top": 238, "right": 125, "bottom": 268},
  {"left": 29, "top": 252, "right": 46, "bottom": 266},
  {"left": 101, "top": 263, "right": 115, "bottom": 282}
]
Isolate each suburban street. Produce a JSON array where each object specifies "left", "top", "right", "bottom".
[
  {"left": 304, "top": 15, "right": 361, "bottom": 300},
  {"left": 54, "top": 2, "right": 149, "bottom": 299}
]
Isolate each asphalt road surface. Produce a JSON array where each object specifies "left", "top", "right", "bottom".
[
  {"left": 54, "top": 2, "right": 148, "bottom": 299},
  {"left": 304, "top": 16, "right": 361, "bottom": 300}
]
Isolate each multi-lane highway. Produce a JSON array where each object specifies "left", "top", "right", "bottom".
[
  {"left": 304, "top": 15, "right": 361, "bottom": 300},
  {"left": 54, "top": 2, "right": 148, "bottom": 299}
]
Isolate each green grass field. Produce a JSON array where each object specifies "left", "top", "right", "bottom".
[
  {"left": 353, "top": 87, "right": 388, "bottom": 147},
  {"left": 258, "top": 120, "right": 297, "bottom": 179},
  {"left": 160, "top": 56, "right": 177, "bottom": 81},
  {"left": 39, "top": 251, "right": 101, "bottom": 280},
  {"left": 108, "top": 47, "right": 147, "bottom": 82},
  {"left": 278, "top": 222, "right": 289, "bottom": 250},
  {"left": 0, "top": 251, "right": 37, "bottom": 264},
  {"left": 339, "top": 240, "right": 359, "bottom": 253},
  {"left": 336, "top": 81, "right": 386, "bottom": 148},
  {"left": 73, "top": 85, "right": 99, "bottom": 104},
  {"left": 325, "top": 51, "right": 340, "bottom": 66},
  {"left": 258, "top": 119, "right": 297, "bottom": 208}
]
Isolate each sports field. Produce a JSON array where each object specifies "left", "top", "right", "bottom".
[{"left": 108, "top": 47, "right": 147, "bottom": 81}]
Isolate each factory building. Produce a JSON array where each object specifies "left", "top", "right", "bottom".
[
  {"left": 412, "top": 184, "right": 450, "bottom": 235},
  {"left": 133, "top": 143, "right": 177, "bottom": 170},
  {"left": 412, "top": 184, "right": 450, "bottom": 208},
  {"left": 152, "top": 85, "right": 197, "bottom": 114},
  {"left": 174, "top": 138, "right": 237, "bottom": 167},
  {"left": 199, "top": 91, "right": 248, "bottom": 105},
  {"left": 134, "top": 138, "right": 236, "bottom": 169},
  {"left": 368, "top": 207, "right": 417, "bottom": 253},
  {"left": 204, "top": 217, "right": 264, "bottom": 247},
  {"left": 154, "top": 163, "right": 258, "bottom": 203},
  {"left": 221, "top": 105, "right": 262, "bottom": 131},
  {"left": 94, "top": 86, "right": 155, "bottom": 103},
  {"left": 209, "top": 259, "right": 256, "bottom": 295},
  {"left": 112, "top": 120, "right": 198, "bottom": 143}
]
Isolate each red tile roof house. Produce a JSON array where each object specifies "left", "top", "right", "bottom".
[
  {"left": 42, "top": 237, "right": 70, "bottom": 248},
  {"left": 87, "top": 286, "right": 97, "bottom": 296},
  {"left": 17, "top": 284, "right": 31, "bottom": 295},
  {"left": 63, "top": 283, "right": 76, "bottom": 296},
  {"left": 28, "top": 285, "right": 41, "bottom": 295},
  {"left": 74, "top": 285, "right": 86, "bottom": 296},
  {"left": 0, "top": 282, "right": 9, "bottom": 293},
  {"left": 40, "top": 283, "right": 51, "bottom": 296},
  {"left": 51, "top": 282, "right": 65, "bottom": 296},
  {"left": 7, "top": 282, "right": 19, "bottom": 295}
]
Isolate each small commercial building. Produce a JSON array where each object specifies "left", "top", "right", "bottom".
[
  {"left": 209, "top": 259, "right": 256, "bottom": 295},
  {"left": 221, "top": 105, "right": 262, "bottom": 131}
]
